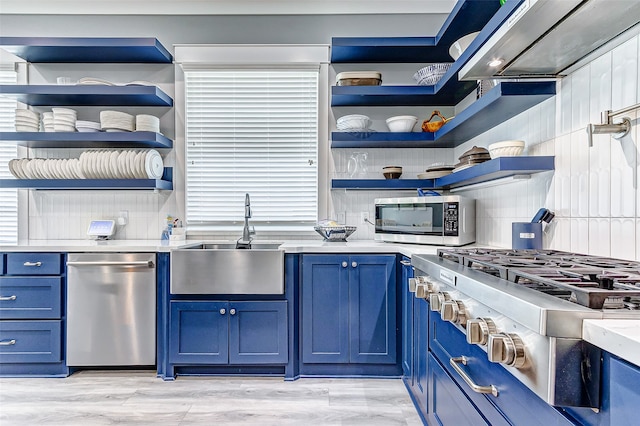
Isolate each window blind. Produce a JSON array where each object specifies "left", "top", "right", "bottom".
[
  {"left": 184, "top": 69, "right": 319, "bottom": 227},
  {"left": 0, "top": 66, "right": 17, "bottom": 244}
]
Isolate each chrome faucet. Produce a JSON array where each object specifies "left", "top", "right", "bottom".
[{"left": 236, "top": 193, "right": 253, "bottom": 249}]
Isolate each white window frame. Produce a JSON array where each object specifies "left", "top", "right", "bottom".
[
  {"left": 174, "top": 44, "right": 330, "bottom": 237},
  {"left": 0, "top": 63, "right": 18, "bottom": 244}
]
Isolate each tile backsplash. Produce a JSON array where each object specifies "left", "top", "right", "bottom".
[{"left": 25, "top": 31, "right": 640, "bottom": 261}]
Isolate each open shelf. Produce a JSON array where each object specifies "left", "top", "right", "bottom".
[
  {"left": 331, "top": 156, "right": 554, "bottom": 190},
  {"left": 0, "top": 131, "right": 173, "bottom": 149},
  {"left": 0, "top": 37, "right": 173, "bottom": 63},
  {"left": 331, "top": 81, "right": 556, "bottom": 148},
  {"left": 1, "top": 168, "right": 173, "bottom": 191},
  {"left": 0, "top": 85, "right": 173, "bottom": 107},
  {"left": 330, "top": 0, "right": 506, "bottom": 63}
]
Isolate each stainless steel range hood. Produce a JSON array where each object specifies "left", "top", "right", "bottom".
[{"left": 459, "top": 0, "right": 640, "bottom": 79}]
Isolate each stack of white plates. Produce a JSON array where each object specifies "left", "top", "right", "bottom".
[
  {"left": 52, "top": 108, "right": 77, "bottom": 132},
  {"left": 42, "top": 112, "right": 54, "bottom": 132},
  {"left": 8, "top": 158, "right": 83, "bottom": 179},
  {"left": 100, "top": 110, "right": 134, "bottom": 132},
  {"left": 78, "top": 149, "right": 163, "bottom": 179},
  {"left": 15, "top": 109, "right": 40, "bottom": 132},
  {"left": 135, "top": 114, "right": 160, "bottom": 133},
  {"left": 76, "top": 120, "right": 102, "bottom": 133}
]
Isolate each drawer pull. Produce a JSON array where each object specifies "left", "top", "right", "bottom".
[
  {"left": 400, "top": 260, "right": 412, "bottom": 266},
  {"left": 66, "top": 260, "right": 154, "bottom": 268},
  {"left": 0, "top": 339, "right": 17, "bottom": 346},
  {"left": 0, "top": 295, "right": 17, "bottom": 301},
  {"left": 450, "top": 356, "right": 499, "bottom": 397},
  {"left": 23, "top": 261, "right": 42, "bottom": 267}
]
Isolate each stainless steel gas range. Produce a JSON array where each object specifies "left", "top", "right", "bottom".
[{"left": 411, "top": 249, "right": 640, "bottom": 408}]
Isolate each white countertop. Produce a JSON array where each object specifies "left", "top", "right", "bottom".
[
  {"left": 0, "top": 239, "right": 444, "bottom": 257},
  {"left": 583, "top": 319, "right": 640, "bottom": 367}
]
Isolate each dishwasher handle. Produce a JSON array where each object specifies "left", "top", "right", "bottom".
[{"left": 66, "top": 260, "right": 154, "bottom": 268}]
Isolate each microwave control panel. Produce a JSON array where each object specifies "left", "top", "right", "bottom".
[{"left": 443, "top": 202, "right": 459, "bottom": 236}]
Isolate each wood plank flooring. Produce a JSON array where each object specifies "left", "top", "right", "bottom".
[{"left": 0, "top": 371, "right": 423, "bottom": 425}]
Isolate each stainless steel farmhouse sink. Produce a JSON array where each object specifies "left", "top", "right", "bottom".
[{"left": 170, "top": 242, "right": 284, "bottom": 294}]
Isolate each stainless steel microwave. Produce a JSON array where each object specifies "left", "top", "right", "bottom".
[{"left": 374, "top": 196, "right": 475, "bottom": 246}]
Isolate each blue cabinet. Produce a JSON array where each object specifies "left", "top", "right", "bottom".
[
  {"left": 413, "top": 296, "right": 429, "bottom": 416},
  {"left": 0, "top": 252, "right": 67, "bottom": 377},
  {"left": 169, "top": 300, "right": 288, "bottom": 366},
  {"left": 301, "top": 254, "right": 397, "bottom": 368}
]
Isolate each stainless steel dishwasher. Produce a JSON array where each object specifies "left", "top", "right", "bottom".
[{"left": 66, "top": 253, "right": 156, "bottom": 366}]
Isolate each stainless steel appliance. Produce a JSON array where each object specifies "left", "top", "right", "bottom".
[
  {"left": 374, "top": 195, "right": 475, "bottom": 246},
  {"left": 66, "top": 253, "right": 156, "bottom": 366},
  {"left": 460, "top": 0, "right": 640, "bottom": 79},
  {"left": 411, "top": 249, "right": 640, "bottom": 408}
]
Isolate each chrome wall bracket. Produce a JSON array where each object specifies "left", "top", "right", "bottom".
[{"left": 587, "top": 110, "right": 631, "bottom": 147}]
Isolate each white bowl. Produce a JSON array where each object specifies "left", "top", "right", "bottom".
[
  {"left": 449, "top": 31, "right": 480, "bottom": 60},
  {"left": 488, "top": 140, "right": 525, "bottom": 158},
  {"left": 386, "top": 115, "right": 417, "bottom": 132},
  {"left": 337, "top": 114, "right": 371, "bottom": 131}
]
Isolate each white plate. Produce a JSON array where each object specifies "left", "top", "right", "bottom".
[
  {"left": 145, "top": 150, "right": 164, "bottom": 179},
  {"left": 78, "top": 77, "right": 115, "bottom": 86},
  {"left": 109, "top": 151, "right": 119, "bottom": 179},
  {"left": 116, "top": 151, "right": 127, "bottom": 179},
  {"left": 87, "top": 151, "right": 97, "bottom": 179},
  {"left": 452, "top": 163, "right": 474, "bottom": 173},
  {"left": 126, "top": 151, "right": 136, "bottom": 179},
  {"left": 134, "top": 151, "right": 145, "bottom": 178}
]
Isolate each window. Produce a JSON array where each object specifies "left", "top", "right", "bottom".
[
  {"left": 184, "top": 68, "right": 319, "bottom": 230},
  {"left": 0, "top": 65, "right": 17, "bottom": 244}
]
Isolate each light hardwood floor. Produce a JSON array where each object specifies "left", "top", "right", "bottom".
[{"left": 0, "top": 371, "right": 423, "bottom": 425}]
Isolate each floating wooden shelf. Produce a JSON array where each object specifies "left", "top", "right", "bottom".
[{"left": 0, "top": 131, "right": 173, "bottom": 149}]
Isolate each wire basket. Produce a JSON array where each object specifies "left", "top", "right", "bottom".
[
  {"left": 413, "top": 63, "right": 452, "bottom": 86},
  {"left": 314, "top": 226, "right": 357, "bottom": 242}
]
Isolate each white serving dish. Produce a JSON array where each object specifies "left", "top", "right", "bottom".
[
  {"left": 337, "top": 114, "right": 371, "bottom": 131},
  {"left": 488, "top": 140, "right": 525, "bottom": 158},
  {"left": 386, "top": 115, "right": 417, "bottom": 132}
]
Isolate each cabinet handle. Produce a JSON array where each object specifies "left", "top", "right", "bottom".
[
  {"left": 0, "top": 339, "right": 16, "bottom": 346},
  {"left": 342, "top": 261, "right": 348, "bottom": 268},
  {"left": 351, "top": 261, "right": 357, "bottom": 268},
  {"left": 449, "top": 356, "right": 498, "bottom": 397},
  {"left": 400, "top": 260, "right": 411, "bottom": 266},
  {"left": 219, "top": 308, "right": 226, "bottom": 315},
  {"left": 23, "top": 261, "right": 42, "bottom": 267},
  {"left": 0, "top": 295, "right": 17, "bottom": 301},
  {"left": 230, "top": 308, "right": 236, "bottom": 315}
]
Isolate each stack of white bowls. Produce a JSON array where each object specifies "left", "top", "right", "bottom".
[
  {"left": 15, "top": 109, "right": 40, "bottom": 132},
  {"left": 52, "top": 108, "right": 77, "bottom": 132},
  {"left": 100, "top": 110, "right": 134, "bottom": 132},
  {"left": 135, "top": 114, "right": 160, "bottom": 133},
  {"left": 42, "top": 112, "right": 54, "bottom": 132},
  {"left": 76, "top": 120, "right": 102, "bottom": 133}
]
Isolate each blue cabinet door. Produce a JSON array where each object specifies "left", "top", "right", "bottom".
[
  {"left": 428, "top": 353, "right": 492, "bottom": 426},
  {"left": 169, "top": 301, "right": 229, "bottom": 364},
  {"left": 229, "top": 301, "right": 288, "bottom": 365},
  {"left": 349, "top": 255, "right": 396, "bottom": 364},
  {"left": 0, "top": 277, "right": 62, "bottom": 319},
  {"left": 401, "top": 257, "right": 414, "bottom": 378},
  {"left": 0, "top": 320, "right": 62, "bottom": 363},
  {"left": 609, "top": 354, "right": 640, "bottom": 426},
  {"left": 301, "top": 255, "right": 350, "bottom": 364}
]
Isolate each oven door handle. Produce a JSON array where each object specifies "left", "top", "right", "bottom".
[{"left": 450, "top": 356, "right": 499, "bottom": 397}]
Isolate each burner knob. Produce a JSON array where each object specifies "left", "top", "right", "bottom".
[
  {"left": 466, "top": 318, "right": 497, "bottom": 346},
  {"left": 440, "top": 300, "right": 467, "bottom": 325},
  {"left": 429, "top": 292, "right": 450, "bottom": 312},
  {"left": 408, "top": 275, "right": 431, "bottom": 292},
  {"left": 487, "top": 333, "right": 527, "bottom": 368},
  {"left": 415, "top": 282, "right": 436, "bottom": 299}
]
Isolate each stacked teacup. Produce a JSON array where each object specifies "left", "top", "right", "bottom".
[
  {"left": 135, "top": 114, "right": 160, "bottom": 133},
  {"left": 42, "top": 112, "right": 54, "bottom": 132}
]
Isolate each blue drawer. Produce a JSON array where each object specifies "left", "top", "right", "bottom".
[
  {"left": 0, "top": 277, "right": 62, "bottom": 319},
  {"left": 0, "top": 320, "right": 62, "bottom": 363},
  {"left": 6, "top": 253, "right": 63, "bottom": 276}
]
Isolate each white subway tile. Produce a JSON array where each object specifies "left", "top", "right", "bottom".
[
  {"left": 570, "top": 218, "right": 589, "bottom": 254},
  {"left": 610, "top": 124, "right": 637, "bottom": 217},
  {"left": 611, "top": 36, "right": 639, "bottom": 111},
  {"left": 588, "top": 132, "right": 611, "bottom": 217},
  {"left": 558, "top": 75, "right": 572, "bottom": 136},
  {"left": 588, "top": 218, "right": 610, "bottom": 256},
  {"left": 571, "top": 65, "right": 590, "bottom": 131},
  {"left": 589, "top": 51, "right": 612, "bottom": 123},
  {"left": 570, "top": 131, "right": 589, "bottom": 217},
  {"left": 611, "top": 218, "right": 636, "bottom": 260}
]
